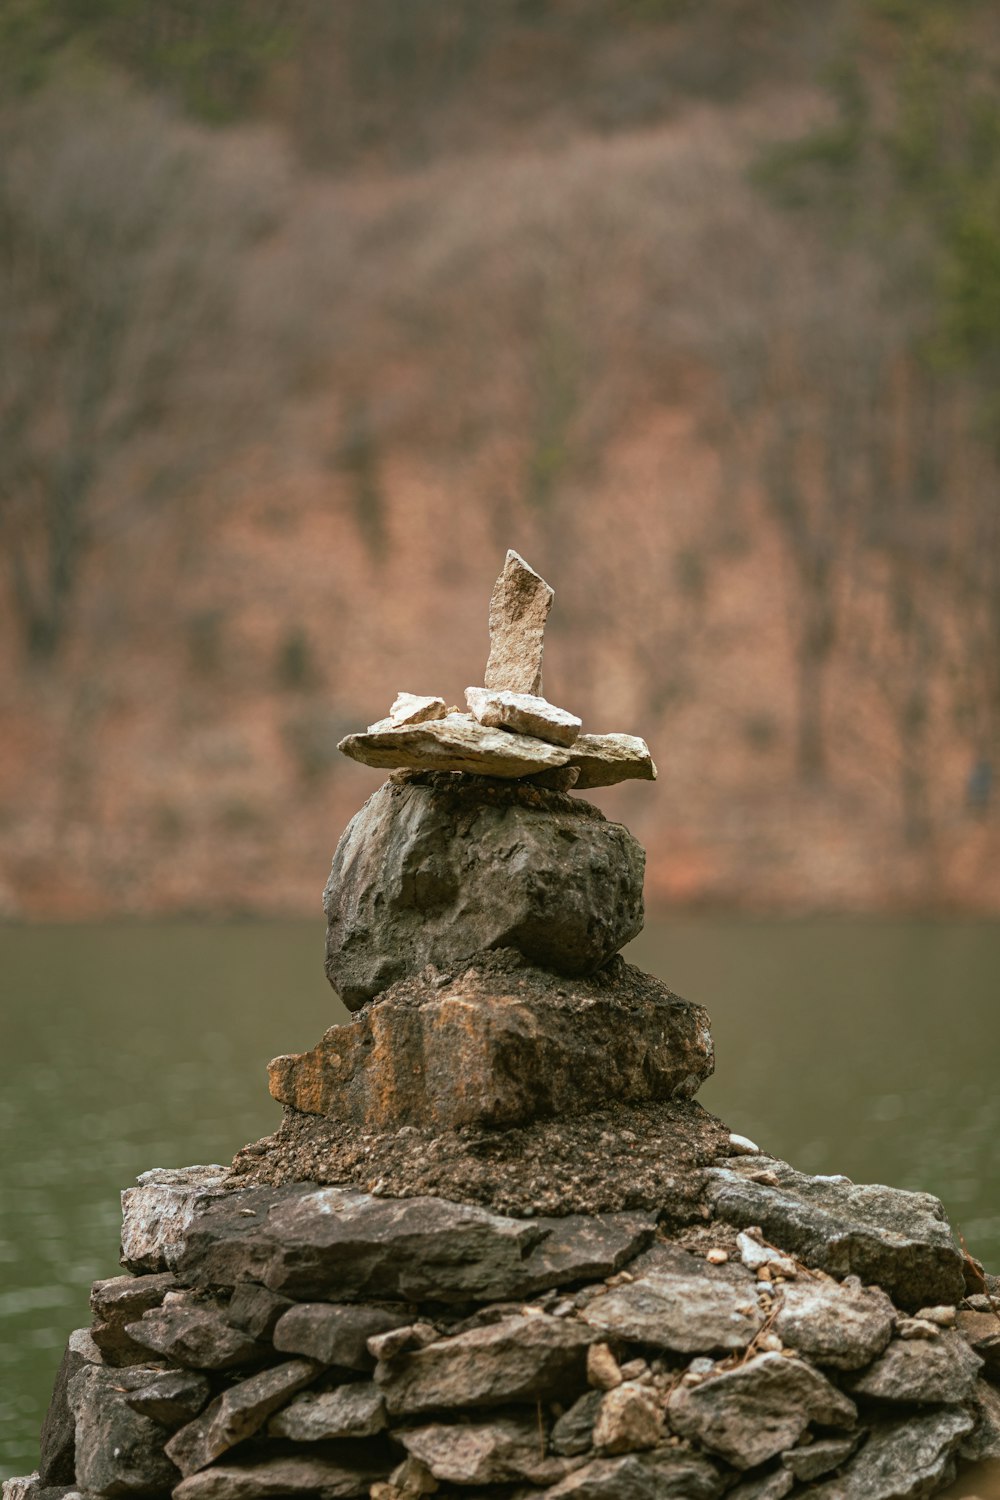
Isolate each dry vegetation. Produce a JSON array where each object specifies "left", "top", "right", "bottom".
[{"left": 1, "top": 0, "right": 999, "bottom": 917}]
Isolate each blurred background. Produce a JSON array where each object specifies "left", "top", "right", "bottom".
[
  {"left": 2, "top": 0, "right": 1000, "bottom": 916},
  {"left": 3, "top": 3, "right": 1000, "bottom": 1489}
]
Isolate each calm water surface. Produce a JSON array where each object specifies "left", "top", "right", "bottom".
[{"left": 1, "top": 918, "right": 999, "bottom": 1489}]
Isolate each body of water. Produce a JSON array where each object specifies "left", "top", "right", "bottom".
[{"left": 1, "top": 918, "right": 998, "bottom": 1488}]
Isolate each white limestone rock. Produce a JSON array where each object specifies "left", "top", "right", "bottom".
[
  {"left": 484, "top": 550, "right": 553, "bottom": 696},
  {"left": 339, "top": 711, "right": 571, "bottom": 778},
  {"left": 368, "top": 694, "right": 446, "bottom": 732},
  {"left": 565, "top": 733, "right": 657, "bottom": 789},
  {"left": 465, "top": 686, "right": 581, "bottom": 747}
]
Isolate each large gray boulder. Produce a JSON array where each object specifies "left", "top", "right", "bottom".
[{"left": 323, "top": 775, "right": 644, "bottom": 1009}]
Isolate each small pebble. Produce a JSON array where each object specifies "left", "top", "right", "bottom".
[
  {"left": 688, "top": 1357, "right": 715, "bottom": 1376},
  {"left": 605, "top": 1270, "right": 635, "bottom": 1286},
  {"left": 758, "top": 1332, "right": 783, "bottom": 1352},
  {"left": 896, "top": 1316, "right": 941, "bottom": 1340},
  {"left": 705, "top": 1249, "right": 729, "bottom": 1265},
  {"left": 587, "top": 1342, "right": 623, "bottom": 1391},
  {"left": 749, "top": 1169, "right": 780, "bottom": 1187},
  {"left": 552, "top": 1300, "right": 575, "bottom": 1318},
  {"left": 916, "top": 1305, "right": 956, "bottom": 1327},
  {"left": 728, "top": 1133, "right": 761, "bottom": 1155},
  {"left": 619, "top": 1358, "right": 649, "bottom": 1381}
]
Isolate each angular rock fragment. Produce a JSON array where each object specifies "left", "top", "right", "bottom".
[
  {"left": 269, "top": 1381, "right": 386, "bottom": 1441},
  {"left": 956, "top": 1308, "right": 1000, "bottom": 1374},
  {"left": 272, "top": 968, "right": 710, "bottom": 1129},
  {"left": 124, "top": 1368, "right": 212, "bottom": 1427},
  {"left": 782, "top": 1433, "right": 862, "bottom": 1481},
  {"left": 120, "top": 1166, "right": 230, "bottom": 1274},
  {"left": 565, "top": 733, "right": 657, "bottom": 789},
  {"left": 593, "top": 1381, "right": 663, "bottom": 1454},
  {"left": 726, "top": 1470, "right": 795, "bottom": 1500},
  {"left": 68, "top": 1364, "right": 178, "bottom": 1497},
  {"left": 370, "top": 694, "right": 446, "bottom": 731},
  {"left": 706, "top": 1156, "right": 965, "bottom": 1309},
  {"left": 321, "top": 776, "right": 644, "bottom": 1009},
  {"left": 273, "top": 1302, "right": 411, "bottom": 1371},
  {"left": 543, "top": 1447, "right": 725, "bottom": 1499},
  {"left": 465, "top": 686, "right": 581, "bottom": 746},
  {"left": 376, "top": 1313, "right": 594, "bottom": 1417},
  {"left": 225, "top": 1283, "right": 293, "bottom": 1342},
  {"left": 961, "top": 1377, "right": 1000, "bottom": 1461},
  {"left": 808, "top": 1408, "right": 974, "bottom": 1499},
  {"left": 179, "top": 1181, "right": 545, "bottom": 1304},
  {"left": 667, "top": 1351, "right": 857, "bottom": 1469},
  {"left": 484, "top": 549, "right": 553, "bottom": 696},
  {"left": 171, "top": 1445, "right": 392, "bottom": 1500},
  {"left": 38, "top": 1328, "right": 103, "bottom": 1487},
  {"left": 398, "top": 1411, "right": 574, "bottom": 1485},
  {"left": 844, "top": 1330, "right": 982, "bottom": 1404},
  {"left": 89, "top": 1272, "right": 178, "bottom": 1365},
  {"left": 552, "top": 1390, "right": 604, "bottom": 1456},
  {"left": 773, "top": 1277, "right": 895, "bottom": 1369},
  {"left": 125, "top": 1295, "right": 268, "bottom": 1371},
  {"left": 339, "top": 711, "right": 570, "bottom": 778},
  {"left": 513, "top": 1213, "right": 656, "bottom": 1296},
  {"left": 582, "top": 1244, "right": 762, "bottom": 1353},
  {"left": 166, "top": 1358, "right": 320, "bottom": 1476},
  {"left": 587, "top": 1342, "right": 623, "bottom": 1390},
  {"left": 736, "top": 1231, "right": 797, "bottom": 1279}
]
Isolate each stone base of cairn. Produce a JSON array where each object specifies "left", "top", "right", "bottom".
[{"left": 7, "top": 557, "right": 1000, "bottom": 1500}]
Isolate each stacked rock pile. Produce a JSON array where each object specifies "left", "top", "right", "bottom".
[{"left": 8, "top": 552, "right": 1000, "bottom": 1500}]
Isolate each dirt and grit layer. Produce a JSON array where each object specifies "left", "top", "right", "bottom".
[{"left": 229, "top": 1095, "right": 730, "bottom": 1219}]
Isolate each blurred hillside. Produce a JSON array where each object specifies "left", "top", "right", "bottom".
[{"left": 2, "top": 0, "right": 1000, "bottom": 918}]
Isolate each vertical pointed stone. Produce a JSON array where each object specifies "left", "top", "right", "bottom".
[{"left": 484, "top": 551, "right": 553, "bottom": 696}]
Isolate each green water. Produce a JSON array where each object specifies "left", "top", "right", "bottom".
[{"left": 2, "top": 918, "right": 999, "bottom": 1481}]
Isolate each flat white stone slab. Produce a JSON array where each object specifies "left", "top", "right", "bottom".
[
  {"left": 465, "top": 687, "right": 581, "bottom": 747},
  {"left": 339, "top": 712, "right": 571, "bottom": 779},
  {"left": 565, "top": 733, "right": 657, "bottom": 789}
]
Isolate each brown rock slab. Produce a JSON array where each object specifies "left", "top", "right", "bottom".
[
  {"left": 224, "top": 1284, "right": 293, "bottom": 1342},
  {"left": 844, "top": 1330, "right": 982, "bottom": 1404},
  {"left": 667, "top": 1351, "right": 857, "bottom": 1470},
  {"left": 398, "top": 1411, "right": 575, "bottom": 1485},
  {"left": 961, "top": 1377, "right": 1000, "bottom": 1461},
  {"left": 484, "top": 549, "right": 553, "bottom": 695},
  {"left": 543, "top": 1448, "right": 725, "bottom": 1499},
  {"left": 67, "top": 1364, "right": 178, "bottom": 1497},
  {"left": 375, "top": 1313, "right": 594, "bottom": 1417},
  {"left": 165, "top": 1359, "right": 321, "bottom": 1476},
  {"left": 565, "top": 733, "right": 658, "bottom": 789},
  {"left": 123, "top": 1368, "right": 212, "bottom": 1427},
  {"left": 38, "top": 1328, "right": 103, "bottom": 1487},
  {"left": 339, "top": 711, "right": 570, "bottom": 777},
  {"left": 593, "top": 1382, "right": 663, "bottom": 1454},
  {"left": 171, "top": 1446, "right": 391, "bottom": 1500},
  {"left": 272, "top": 969, "right": 709, "bottom": 1130},
  {"left": 582, "top": 1244, "right": 762, "bottom": 1354},
  {"left": 125, "top": 1296, "right": 268, "bottom": 1371},
  {"left": 322, "top": 775, "right": 644, "bottom": 1009},
  {"left": 269, "top": 1381, "right": 386, "bottom": 1441},
  {"left": 272, "top": 1302, "right": 411, "bottom": 1371},
  {"left": 120, "top": 1166, "right": 231, "bottom": 1274},
  {"left": 465, "top": 686, "right": 581, "bottom": 746},
  {"left": 89, "top": 1272, "right": 178, "bottom": 1365},
  {"left": 808, "top": 1408, "right": 974, "bottom": 1499},
  {"left": 772, "top": 1276, "right": 895, "bottom": 1369},
  {"left": 782, "top": 1433, "right": 862, "bottom": 1482},
  {"left": 956, "top": 1308, "right": 1000, "bottom": 1374}
]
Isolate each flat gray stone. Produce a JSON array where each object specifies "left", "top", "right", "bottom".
[
  {"left": 165, "top": 1358, "right": 320, "bottom": 1475},
  {"left": 582, "top": 1244, "right": 762, "bottom": 1353},
  {"left": 667, "top": 1351, "right": 857, "bottom": 1469},
  {"left": 376, "top": 1313, "right": 594, "bottom": 1417},
  {"left": 782, "top": 1433, "right": 862, "bottom": 1480},
  {"left": 123, "top": 1368, "right": 211, "bottom": 1427},
  {"left": 38, "top": 1328, "right": 103, "bottom": 1487},
  {"left": 120, "top": 1166, "right": 230, "bottom": 1274},
  {"left": 89, "top": 1272, "right": 178, "bottom": 1365},
  {"left": 171, "top": 1446, "right": 391, "bottom": 1500},
  {"left": 564, "top": 733, "right": 657, "bottom": 789},
  {"left": 961, "top": 1377, "right": 1000, "bottom": 1461},
  {"left": 773, "top": 1277, "right": 895, "bottom": 1369},
  {"left": 125, "top": 1296, "right": 268, "bottom": 1371},
  {"left": 178, "top": 1181, "right": 546, "bottom": 1305},
  {"left": 322, "top": 776, "right": 644, "bottom": 1009},
  {"left": 484, "top": 549, "right": 553, "bottom": 696},
  {"left": 270, "top": 1381, "right": 386, "bottom": 1441},
  {"left": 726, "top": 1469, "right": 795, "bottom": 1500},
  {"left": 808, "top": 1408, "right": 974, "bottom": 1499},
  {"left": 707, "top": 1157, "right": 965, "bottom": 1309},
  {"left": 845, "top": 1330, "right": 982, "bottom": 1404},
  {"left": 339, "top": 711, "right": 570, "bottom": 778},
  {"left": 465, "top": 686, "right": 581, "bottom": 746},
  {"left": 273, "top": 1302, "right": 411, "bottom": 1370},
  {"left": 67, "top": 1364, "right": 177, "bottom": 1497},
  {"left": 398, "top": 1411, "right": 576, "bottom": 1485},
  {"left": 542, "top": 1448, "right": 725, "bottom": 1499}
]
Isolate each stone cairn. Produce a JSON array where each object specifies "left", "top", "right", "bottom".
[{"left": 9, "top": 552, "right": 1000, "bottom": 1500}]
